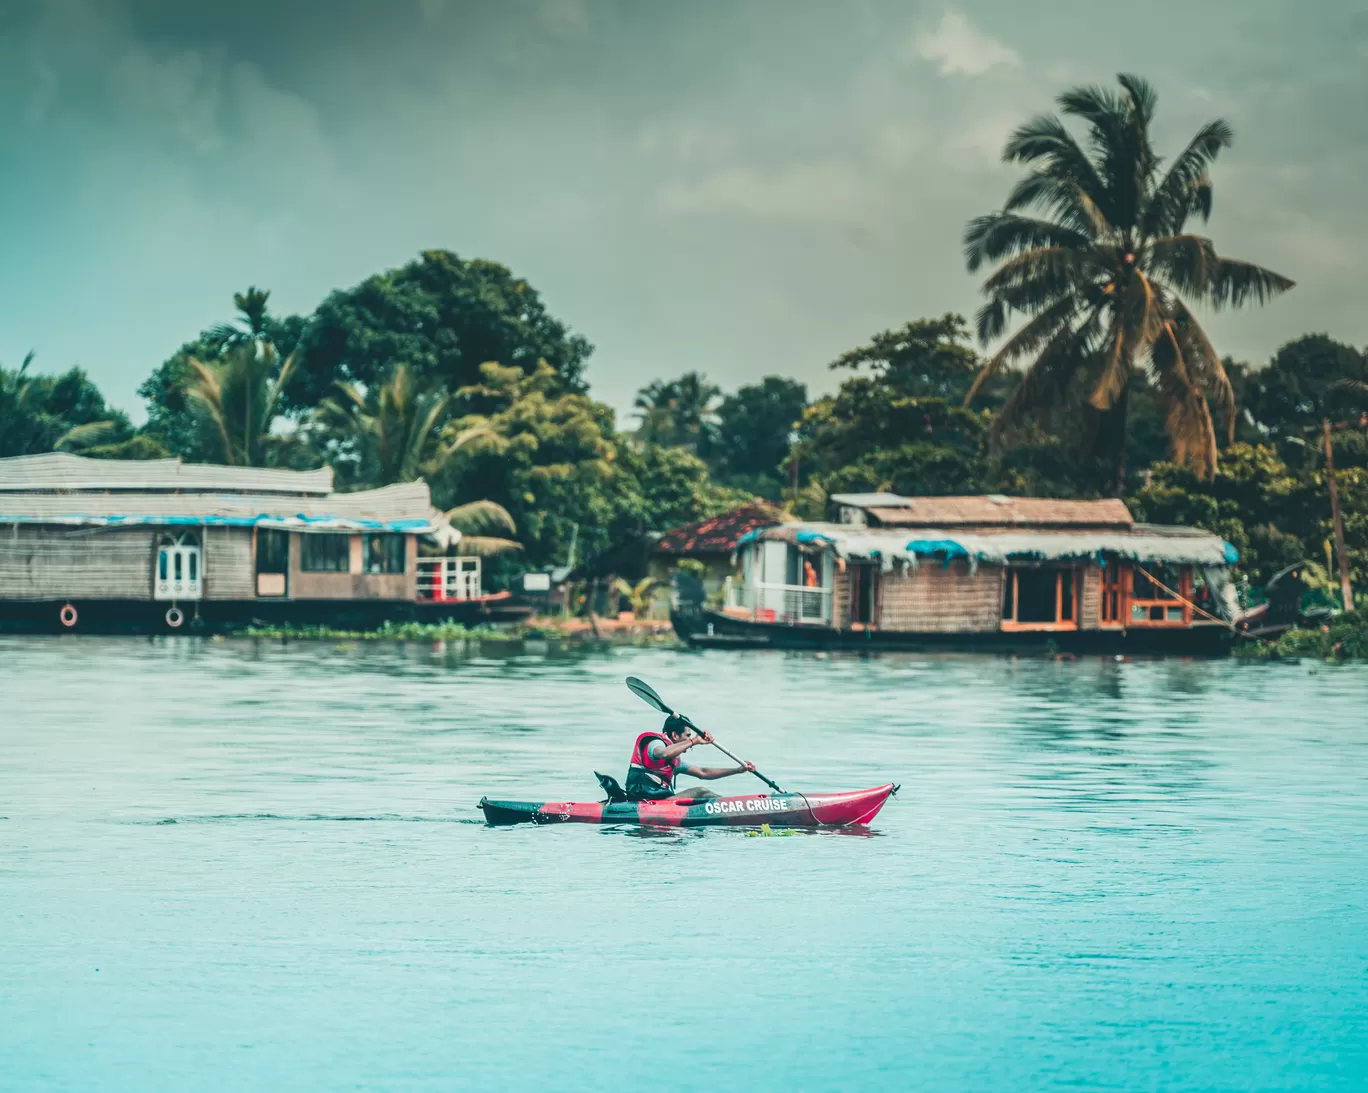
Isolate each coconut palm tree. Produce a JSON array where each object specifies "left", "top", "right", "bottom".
[
  {"left": 963, "top": 74, "right": 1293, "bottom": 491},
  {"left": 317, "top": 364, "right": 519, "bottom": 554},
  {"left": 634, "top": 372, "right": 722, "bottom": 451},
  {"left": 206, "top": 287, "right": 273, "bottom": 355},
  {"left": 186, "top": 342, "right": 302, "bottom": 466}
]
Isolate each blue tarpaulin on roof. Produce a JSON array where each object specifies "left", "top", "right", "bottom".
[
  {"left": 904, "top": 538, "right": 970, "bottom": 560},
  {"left": 1223, "top": 541, "right": 1240, "bottom": 564}
]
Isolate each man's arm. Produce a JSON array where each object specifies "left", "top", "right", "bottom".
[{"left": 677, "top": 761, "right": 756, "bottom": 781}]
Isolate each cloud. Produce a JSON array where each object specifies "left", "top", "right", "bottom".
[
  {"left": 657, "top": 161, "right": 886, "bottom": 228},
  {"left": 909, "top": 10, "right": 1020, "bottom": 77}
]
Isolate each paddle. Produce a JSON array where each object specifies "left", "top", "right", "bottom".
[{"left": 624, "top": 676, "right": 784, "bottom": 793}]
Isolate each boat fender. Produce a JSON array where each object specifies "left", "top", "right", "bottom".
[
  {"left": 59, "top": 603, "right": 78, "bottom": 628},
  {"left": 166, "top": 606, "right": 185, "bottom": 629}
]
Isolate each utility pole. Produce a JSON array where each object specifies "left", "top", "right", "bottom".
[
  {"left": 1323, "top": 416, "right": 1355, "bottom": 612},
  {"left": 788, "top": 445, "right": 799, "bottom": 513}
]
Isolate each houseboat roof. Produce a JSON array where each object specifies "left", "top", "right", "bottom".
[
  {"left": 655, "top": 503, "right": 790, "bottom": 556},
  {"left": 0, "top": 452, "right": 335, "bottom": 495},
  {"left": 0, "top": 477, "right": 448, "bottom": 535},
  {"left": 832, "top": 492, "right": 1133, "bottom": 529},
  {"left": 739, "top": 522, "right": 1239, "bottom": 567}
]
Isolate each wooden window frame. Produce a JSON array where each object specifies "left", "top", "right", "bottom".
[
  {"left": 1126, "top": 564, "right": 1192, "bottom": 628},
  {"left": 1000, "top": 566, "right": 1080, "bottom": 632},
  {"left": 1099, "top": 559, "right": 1125, "bottom": 628}
]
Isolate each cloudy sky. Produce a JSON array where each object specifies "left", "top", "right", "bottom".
[{"left": 1, "top": 0, "right": 1365, "bottom": 423}]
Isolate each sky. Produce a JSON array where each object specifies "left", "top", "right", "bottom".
[{"left": 1, "top": 0, "right": 1366, "bottom": 425}]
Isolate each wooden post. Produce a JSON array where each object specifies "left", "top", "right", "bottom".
[{"left": 1323, "top": 416, "right": 1355, "bottom": 612}]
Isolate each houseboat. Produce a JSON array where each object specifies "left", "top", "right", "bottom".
[
  {"left": 670, "top": 493, "right": 1242, "bottom": 654},
  {"left": 0, "top": 453, "right": 526, "bottom": 632}
]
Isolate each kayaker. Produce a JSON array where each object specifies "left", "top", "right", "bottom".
[{"left": 625, "top": 714, "right": 756, "bottom": 801}]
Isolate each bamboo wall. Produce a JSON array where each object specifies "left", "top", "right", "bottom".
[
  {"left": 204, "top": 526, "right": 253, "bottom": 600},
  {"left": 1079, "top": 564, "right": 1101, "bottom": 631},
  {"left": 0, "top": 525, "right": 155, "bottom": 600},
  {"left": 876, "top": 561, "right": 1005, "bottom": 633}
]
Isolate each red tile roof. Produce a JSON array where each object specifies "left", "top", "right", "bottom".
[
  {"left": 655, "top": 504, "right": 787, "bottom": 556},
  {"left": 863, "top": 496, "right": 1133, "bottom": 529}
]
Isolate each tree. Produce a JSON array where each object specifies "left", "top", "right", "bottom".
[
  {"left": 963, "top": 74, "right": 1293, "bottom": 492},
  {"left": 633, "top": 372, "right": 721, "bottom": 452},
  {"left": 184, "top": 343, "right": 304, "bottom": 467},
  {"left": 289, "top": 250, "right": 592, "bottom": 408},
  {"left": 317, "top": 363, "right": 495, "bottom": 488},
  {"left": 0, "top": 354, "right": 149, "bottom": 459},
  {"left": 141, "top": 288, "right": 306, "bottom": 459},
  {"left": 1245, "top": 334, "right": 1368, "bottom": 440},
  {"left": 439, "top": 362, "right": 749, "bottom": 578},
  {"left": 709, "top": 376, "right": 808, "bottom": 497},
  {"left": 832, "top": 315, "right": 987, "bottom": 404}
]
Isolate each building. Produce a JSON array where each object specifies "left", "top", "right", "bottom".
[
  {"left": 671, "top": 493, "right": 1242, "bottom": 654},
  {"left": 0, "top": 453, "right": 521, "bottom": 632},
  {"left": 651, "top": 503, "right": 789, "bottom": 602}
]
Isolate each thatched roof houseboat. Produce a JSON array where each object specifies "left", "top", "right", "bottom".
[
  {"left": 671, "top": 493, "right": 1241, "bottom": 654},
  {"left": 0, "top": 453, "right": 520, "bottom": 632}
]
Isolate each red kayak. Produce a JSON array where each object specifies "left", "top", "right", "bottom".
[{"left": 479, "top": 784, "right": 897, "bottom": 828}]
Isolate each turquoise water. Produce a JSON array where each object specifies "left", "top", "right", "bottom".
[{"left": 2, "top": 637, "right": 1367, "bottom": 1091}]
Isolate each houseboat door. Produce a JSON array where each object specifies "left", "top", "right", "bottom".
[{"left": 155, "top": 532, "right": 203, "bottom": 600}]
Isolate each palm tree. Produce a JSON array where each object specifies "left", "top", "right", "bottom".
[
  {"left": 634, "top": 372, "right": 722, "bottom": 451},
  {"left": 207, "top": 287, "right": 273, "bottom": 355},
  {"left": 186, "top": 342, "right": 301, "bottom": 466},
  {"left": 963, "top": 74, "right": 1293, "bottom": 491},
  {"left": 318, "top": 364, "right": 519, "bottom": 555}
]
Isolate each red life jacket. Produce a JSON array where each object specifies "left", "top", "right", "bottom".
[{"left": 628, "top": 731, "right": 678, "bottom": 793}]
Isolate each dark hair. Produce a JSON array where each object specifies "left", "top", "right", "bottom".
[{"left": 663, "top": 714, "right": 690, "bottom": 736}]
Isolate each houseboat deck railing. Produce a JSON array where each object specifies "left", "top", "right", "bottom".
[
  {"left": 724, "top": 577, "right": 832, "bottom": 625},
  {"left": 416, "top": 557, "right": 482, "bottom": 602}
]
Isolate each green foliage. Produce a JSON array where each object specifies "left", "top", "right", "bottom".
[
  {"left": 290, "top": 250, "right": 591, "bottom": 408},
  {"left": 1245, "top": 335, "right": 1368, "bottom": 440},
  {"left": 437, "top": 362, "right": 750, "bottom": 578},
  {"left": 965, "top": 74, "right": 1292, "bottom": 489},
  {"left": 183, "top": 343, "right": 308, "bottom": 468},
  {"left": 707, "top": 376, "right": 808, "bottom": 497},
  {"left": 0, "top": 355, "right": 142, "bottom": 458},
  {"left": 140, "top": 289, "right": 306, "bottom": 460},
  {"left": 1235, "top": 610, "right": 1368, "bottom": 661},
  {"left": 832, "top": 315, "right": 987, "bottom": 404},
  {"left": 634, "top": 372, "right": 721, "bottom": 452}
]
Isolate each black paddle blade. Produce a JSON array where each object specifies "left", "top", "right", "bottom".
[{"left": 625, "top": 676, "right": 672, "bottom": 715}]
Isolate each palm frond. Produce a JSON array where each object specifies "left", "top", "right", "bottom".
[
  {"left": 1145, "top": 234, "right": 1219, "bottom": 298},
  {"left": 964, "top": 213, "right": 1091, "bottom": 273},
  {"left": 1208, "top": 257, "right": 1295, "bottom": 309},
  {"left": 964, "top": 296, "right": 1081, "bottom": 405},
  {"left": 452, "top": 536, "right": 522, "bottom": 556},
  {"left": 1088, "top": 317, "right": 1130, "bottom": 411},
  {"left": 54, "top": 420, "right": 121, "bottom": 451},
  {"left": 1142, "top": 119, "right": 1232, "bottom": 235},
  {"left": 445, "top": 499, "right": 517, "bottom": 535}
]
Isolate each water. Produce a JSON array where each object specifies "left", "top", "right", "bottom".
[{"left": 2, "top": 637, "right": 1367, "bottom": 1092}]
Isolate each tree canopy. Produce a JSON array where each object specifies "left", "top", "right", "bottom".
[{"left": 289, "top": 250, "right": 592, "bottom": 408}]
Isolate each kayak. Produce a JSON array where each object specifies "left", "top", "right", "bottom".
[{"left": 479, "top": 783, "right": 897, "bottom": 828}]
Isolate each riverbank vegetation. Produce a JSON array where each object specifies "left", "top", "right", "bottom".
[
  {"left": 2, "top": 76, "right": 1364, "bottom": 605},
  {"left": 1234, "top": 611, "right": 1368, "bottom": 661}
]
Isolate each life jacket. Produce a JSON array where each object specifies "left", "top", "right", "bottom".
[{"left": 627, "top": 731, "right": 678, "bottom": 794}]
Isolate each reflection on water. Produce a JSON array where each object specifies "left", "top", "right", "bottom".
[{"left": 2, "top": 636, "right": 1367, "bottom": 1092}]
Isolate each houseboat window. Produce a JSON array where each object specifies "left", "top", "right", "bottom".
[
  {"left": 158, "top": 551, "right": 168, "bottom": 581},
  {"left": 174, "top": 552, "right": 182, "bottom": 581},
  {"left": 256, "top": 529, "right": 290, "bottom": 574},
  {"left": 188, "top": 553, "right": 197, "bottom": 581},
  {"left": 363, "top": 534, "right": 406, "bottom": 574},
  {"left": 1129, "top": 563, "right": 1191, "bottom": 626},
  {"left": 1015, "top": 570, "right": 1058, "bottom": 624},
  {"left": 1002, "top": 567, "right": 1079, "bottom": 630},
  {"left": 300, "top": 533, "right": 351, "bottom": 572}
]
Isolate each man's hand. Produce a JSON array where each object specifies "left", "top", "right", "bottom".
[
  {"left": 693, "top": 730, "right": 715, "bottom": 745},
  {"left": 741, "top": 761, "right": 756, "bottom": 773}
]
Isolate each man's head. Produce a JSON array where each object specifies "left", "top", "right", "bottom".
[{"left": 663, "top": 714, "right": 692, "bottom": 740}]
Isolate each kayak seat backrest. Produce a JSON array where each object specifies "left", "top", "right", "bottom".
[{"left": 595, "top": 772, "right": 628, "bottom": 804}]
